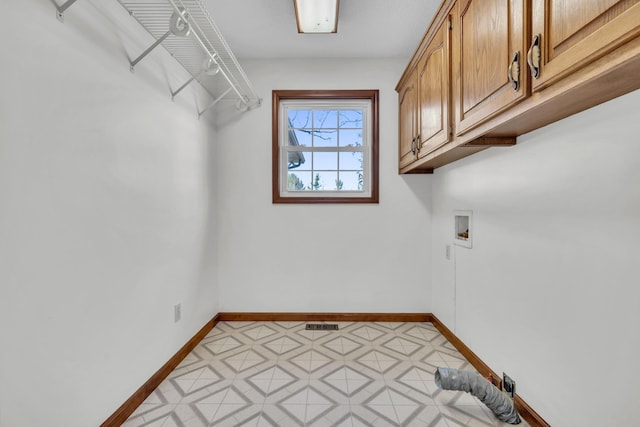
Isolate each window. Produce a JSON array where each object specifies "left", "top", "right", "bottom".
[{"left": 272, "top": 90, "right": 379, "bottom": 203}]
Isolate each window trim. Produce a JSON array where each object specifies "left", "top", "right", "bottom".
[{"left": 272, "top": 89, "right": 379, "bottom": 204}]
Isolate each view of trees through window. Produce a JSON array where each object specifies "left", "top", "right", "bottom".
[{"left": 286, "top": 108, "right": 364, "bottom": 192}]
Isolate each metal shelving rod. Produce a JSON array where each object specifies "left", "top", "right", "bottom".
[
  {"left": 56, "top": 0, "right": 80, "bottom": 22},
  {"left": 198, "top": 87, "right": 231, "bottom": 118},
  {"left": 166, "top": 0, "right": 247, "bottom": 106},
  {"left": 193, "top": 38, "right": 244, "bottom": 105},
  {"left": 130, "top": 7, "right": 191, "bottom": 72},
  {"left": 171, "top": 73, "right": 198, "bottom": 100},
  {"left": 58, "top": 0, "right": 80, "bottom": 13},
  {"left": 129, "top": 31, "right": 171, "bottom": 71}
]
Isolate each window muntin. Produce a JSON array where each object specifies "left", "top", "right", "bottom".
[{"left": 272, "top": 90, "right": 379, "bottom": 203}]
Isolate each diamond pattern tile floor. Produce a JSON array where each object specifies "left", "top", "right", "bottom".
[{"left": 123, "top": 321, "right": 529, "bottom": 427}]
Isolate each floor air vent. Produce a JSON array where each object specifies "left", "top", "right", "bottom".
[{"left": 305, "top": 324, "right": 339, "bottom": 331}]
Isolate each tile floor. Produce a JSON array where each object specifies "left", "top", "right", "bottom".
[{"left": 123, "top": 321, "right": 528, "bottom": 427}]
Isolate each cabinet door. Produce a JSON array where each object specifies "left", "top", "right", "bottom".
[
  {"left": 530, "top": 0, "right": 640, "bottom": 92},
  {"left": 398, "top": 69, "right": 418, "bottom": 170},
  {"left": 454, "top": 0, "right": 528, "bottom": 135},
  {"left": 417, "top": 14, "right": 452, "bottom": 157}
]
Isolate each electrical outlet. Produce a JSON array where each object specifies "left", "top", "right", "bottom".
[
  {"left": 174, "top": 303, "right": 181, "bottom": 323},
  {"left": 503, "top": 373, "right": 516, "bottom": 399},
  {"left": 445, "top": 244, "right": 451, "bottom": 260}
]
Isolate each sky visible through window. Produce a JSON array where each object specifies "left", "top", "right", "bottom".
[{"left": 287, "top": 108, "right": 364, "bottom": 192}]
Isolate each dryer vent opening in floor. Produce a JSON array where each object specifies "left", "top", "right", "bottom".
[{"left": 305, "top": 323, "right": 339, "bottom": 331}]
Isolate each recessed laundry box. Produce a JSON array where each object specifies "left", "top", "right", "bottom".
[{"left": 454, "top": 210, "right": 472, "bottom": 248}]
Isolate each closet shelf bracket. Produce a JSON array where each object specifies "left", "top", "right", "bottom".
[
  {"left": 130, "top": 31, "right": 171, "bottom": 72},
  {"left": 171, "top": 74, "right": 197, "bottom": 100},
  {"left": 56, "top": 0, "right": 80, "bottom": 22},
  {"left": 198, "top": 87, "right": 232, "bottom": 119},
  {"left": 129, "top": 7, "right": 191, "bottom": 72},
  {"left": 171, "top": 55, "right": 219, "bottom": 100}
]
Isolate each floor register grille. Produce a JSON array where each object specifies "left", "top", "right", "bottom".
[{"left": 305, "top": 324, "right": 339, "bottom": 331}]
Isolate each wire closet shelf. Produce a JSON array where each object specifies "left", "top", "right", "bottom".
[{"left": 56, "top": 0, "right": 261, "bottom": 117}]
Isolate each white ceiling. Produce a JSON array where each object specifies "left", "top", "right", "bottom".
[{"left": 203, "top": 0, "right": 441, "bottom": 60}]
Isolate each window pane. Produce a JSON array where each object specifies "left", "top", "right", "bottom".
[
  {"left": 307, "top": 171, "right": 337, "bottom": 191},
  {"left": 289, "top": 129, "right": 311, "bottom": 147},
  {"left": 287, "top": 172, "right": 311, "bottom": 191},
  {"left": 326, "top": 171, "right": 340, "bottom": 191},
  {"left": 339, "top": 171, "right": 364, "bottom": 191},
  {"left": 339, "top": 110, "right": 363, "bottom": 128},
  {"left": 288, "top": 110, "right": 312, "bottom": 128},
  {"left": 313, "top": 152, "right": 337, "bottom": 170},
  {"left": 287, "top": 150, "right": 311, "bottom": 170},
  {"left": 312, "top": 129, "right": 338, "bottom": 147},
  {"left": 309, "top": 171, "right": 338, "bottom": 191},
  {"left": 339, "top": 129, "right": 362, "bottom": 147},
  {"left": 313, "top": 110, "right": 338, "bottom": 128},
  {"left": 339, "top": 151, "right": 363, "bottom": 170}
]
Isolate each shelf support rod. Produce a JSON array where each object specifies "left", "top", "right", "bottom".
[
  {"left": 129, "top": 31, "right": 171, "bottom": 72},
  {"left": 171, "top": 72, "right": 202, "bottom": 100},
  {"left": 56, "top": 0, "right": 80, "bottom": 22},
  {"left": 166, "top": 0, "right": 247, "bottom": 105},
  {"left": 198, "top": 87, "right": 232, "bottom": 119}
]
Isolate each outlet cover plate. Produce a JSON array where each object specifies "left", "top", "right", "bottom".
[{"left": 174, "top": 303, "right": 181, "bottom": 323}]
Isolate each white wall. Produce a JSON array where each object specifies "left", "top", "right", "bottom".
[
  {"left": 431, "top": 89, "right": 640, "bottom": 426},
  {"left": 216, "top": 59, "right": 432, "bottom": 313},
  {"left": 0, "top": 1, "right": 219, "bottom": 426}
]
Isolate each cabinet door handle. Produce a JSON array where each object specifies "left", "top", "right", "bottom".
[
  {"left": 415, "top": 134, "right": 421, "bottom": 153},
  {"left": 508, "top": 51, "right": 520, "bottom": 91},
  {"left": 411, "top": 137, "right": 416, "bottom": 155},
  {"left": 527, "top": 34, "right": 541, "bottom": 79}
]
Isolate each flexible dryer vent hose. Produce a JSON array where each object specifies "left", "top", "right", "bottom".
[{"left": 434, "top": 367, "right": 521, "bottom": 424}]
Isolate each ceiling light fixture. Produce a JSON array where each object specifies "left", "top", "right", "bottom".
[{"left": 294, "top": 0, "right": 339, "bottom": 34}]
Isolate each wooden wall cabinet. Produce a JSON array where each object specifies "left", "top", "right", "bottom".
[
  {"left": 417, "top": 15, "right": 453, "bottom": 157},
  {"left": 454, "top": 0, "right": 528, "bottom": 135},
  {"left": 398, "top": 5, "right": 454, "bottom": 174},
  {"left": 398, "top": 69, "right": 418, "bottom": 170},
  {"left": 530, "top": 0, "right": 640, "bottom": 92},
  {"left": 397, "top": 0, "right": 640, "bottom": 174}
]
